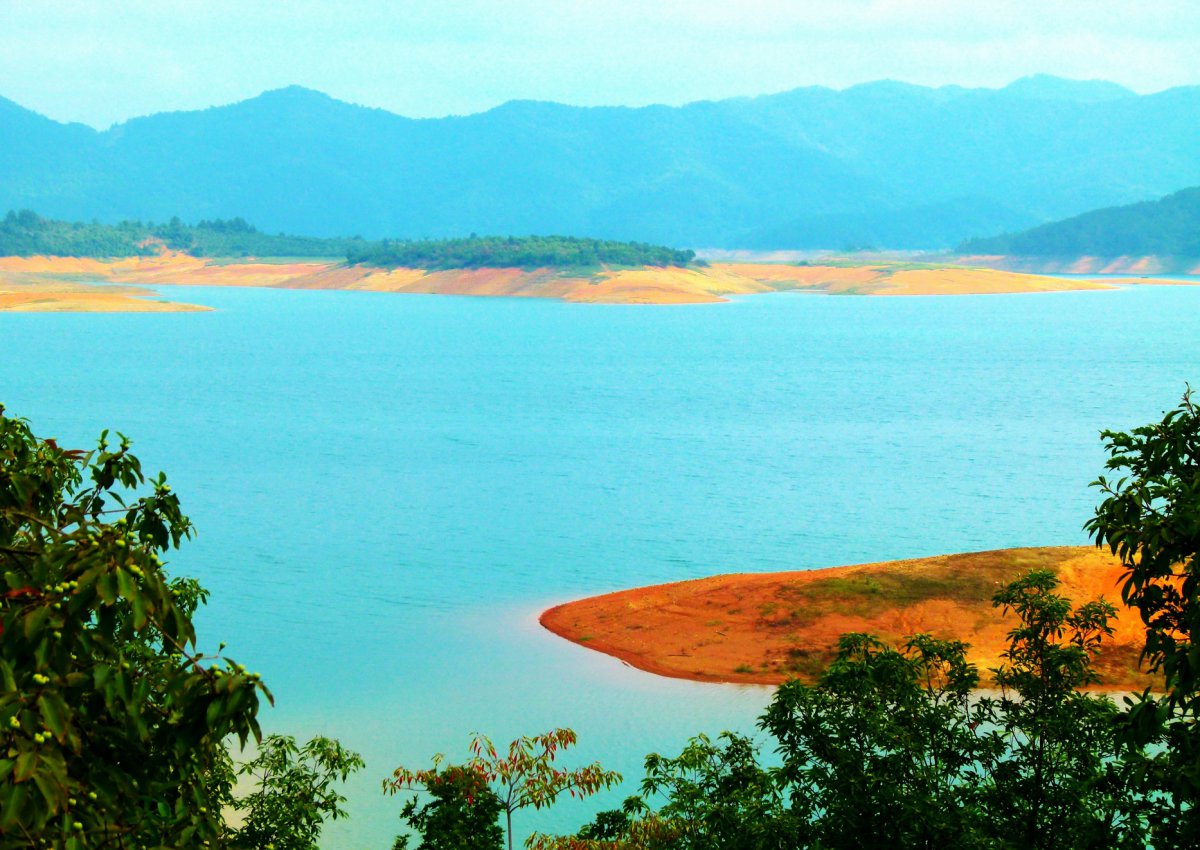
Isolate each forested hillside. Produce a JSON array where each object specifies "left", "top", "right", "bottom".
[
  {"left": 0, "top": 209, "right": 354, "bottom": 258},
  {"left": 959, "top": 187, "right": 1200, "bottom": 257}
]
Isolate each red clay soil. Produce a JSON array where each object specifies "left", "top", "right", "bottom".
[{"left": 540, "top": 547, "right": 1155, "bottom": 690}]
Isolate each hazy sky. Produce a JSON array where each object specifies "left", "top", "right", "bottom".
[{"left": 2, "top": 0, "right": 1198, "bottom": 128}]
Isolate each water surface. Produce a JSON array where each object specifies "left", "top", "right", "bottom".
[{"left": 4, "top": 282, "right": 1199, "bottom": 846}]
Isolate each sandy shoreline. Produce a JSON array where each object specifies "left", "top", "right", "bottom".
[
  {"left": 540, "top": 546, "right": 1154, "bottom": 690},
  {"left": 0, "top": 272, "right": 211, "bottom": 312},
  {"left": 0, "top": 254, "right": 1163, "bottom": 311}
]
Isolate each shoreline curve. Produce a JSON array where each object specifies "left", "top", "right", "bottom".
[{"left": 540, "top": 546, "right": 1154, "bottom": 690}]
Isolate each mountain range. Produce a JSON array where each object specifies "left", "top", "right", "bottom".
[{"left": 3, "top": 74, "right": 1198, "bottom": 250}]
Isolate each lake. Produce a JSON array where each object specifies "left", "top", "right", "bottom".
[{"left": 3, "top": 282, "right": 1199, "bottom": 847}]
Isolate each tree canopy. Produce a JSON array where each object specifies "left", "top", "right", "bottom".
[
  {"left": 0, "top": 210, "right": 698, "bottom": 270},
  {"left": 0, "top": 407, "right": 361, "bottom": 850},
  {"left": 1087, "top": 386, "right": 1200, "bottom": 842},
  {"left": 0, "top": 405, "right": 268, "bottom": 849},
  {"left": 0, "top": 209, "right": 358, "bottom": 259},
  {"left": 345, "top": 235, "right": 697, "bottom": 271},
  {"left": 388, "top": 729, "right": 621, "bottom": 850}
]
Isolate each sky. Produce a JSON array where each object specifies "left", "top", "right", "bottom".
[{"left": 1, "top": 0, "right": 1198, "bottom": 129}]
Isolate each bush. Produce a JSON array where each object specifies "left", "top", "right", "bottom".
[
  {"left": 393, "top": 765, "right": 504, "bottom": 850},
  {"left": 229, "top": 734, "right": 364, "bottom": 850},
  {"left": 0, "top": 405, "right": 268, "bottom": 849}
]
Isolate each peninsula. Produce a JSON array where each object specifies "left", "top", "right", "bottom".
[{"left": 540, "top": 546, "right": 1154, "bottom": 690}]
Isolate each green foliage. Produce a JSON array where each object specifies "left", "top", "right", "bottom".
[
  {"left": 959, "top": 186, "right": 1200, "bottom": 256},
  {"left": 0, "top": 209, "right": 357, "bottom": 259},
  {"left": 0, "top": 210, "right": 698, "bottom": 271},
  {"left": 346, "top": 235, "right": 697, "bottom": 271},
  {"left": 393, "top": 765, "right": 504, "bottom": 850},
  {"left": 574, "top": 809, "right": 634, "bottom": 842},
  {"left": 763, "top": 632, "right": 991, "bottom": 849},
  {"left": 529, "top": 734, "right": 790, "bottom": 850},
  {"left": 387, "top": 729, "right": 621, "bottom": 850},
  {"left": 151, "top": 216, "right": 359, "bottom": 259},
  {"left": 977, "top": 571, "right": 1148, "bottom": 850},
  {"left": 0, "top": 209, "right": 152, "bottom": 258},
  {"left": 229, "top": 734, "right": 364, "bottom": 850},
  {"left": 1087, "top": 386, "right": 1200, "bottom": 846},
  {"left": 638, "top": 732, "right": 794, "bottom": 849},
  {"left": 0, "top": 405, "right": 269, "bottom": 849}
]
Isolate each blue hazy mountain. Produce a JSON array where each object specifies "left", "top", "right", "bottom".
[
  {"left": 995, "top": 74, "right": 1136, "bottom": 103},
  {"left": 2, "top": 76, "right": 1198, "bottom": 249}
]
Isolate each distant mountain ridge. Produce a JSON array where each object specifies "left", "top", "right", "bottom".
[
  {"left": 2, "top": 76, "right": 1198, "bottom": 249},
  {"left": 959, "top": 186, "right": 1200, "bottom": 258}
]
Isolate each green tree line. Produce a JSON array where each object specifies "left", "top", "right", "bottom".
[
  {"left": 0, "top": 210, "right": 359, "bottom": 259},
  {"left": 0, "top": 210, "right": 698, "bottom": 269},
  {"left": 344, "top": 235, "right": 697, "bottom": 270}
]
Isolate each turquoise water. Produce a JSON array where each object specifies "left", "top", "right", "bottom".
[{"left": 4, "top": 283, "right": 1200, "bottom": 847}]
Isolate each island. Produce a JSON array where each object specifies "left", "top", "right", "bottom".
[
  {"left": 0, "top": 253, "right": 1125, "bottom": 312},
  {"left": 0, "top": 211, "right": 1173, "bottom": 311},
  {"left": 540, "top": 546, "right": 1154, "bottom": 690}
]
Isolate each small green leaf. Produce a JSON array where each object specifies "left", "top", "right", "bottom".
[
  {"left": 13, "top": 750, "right": 37, "bottom": 783},
  {"left": 23, "top": 605, "right": 49, "bottom": 640},
  {"left": 37, "top": 694, "right": 68, "bottom": 739}
]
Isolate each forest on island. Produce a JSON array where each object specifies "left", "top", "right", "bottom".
[
  {"left": 344, "top": 235, "right": 696, "bottom": 271},
  {"left": 0, "top": 210, "right": 698, "bottom": 270}
]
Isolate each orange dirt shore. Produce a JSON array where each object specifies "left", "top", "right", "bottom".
[
  {"left": 0, "top": 267, "right": 210, "bottom": 313},
  {"left": 540, "top": 547, "right": 1154, "bottom": 690},
  {"left": 0, "top": 254, "right": 1157, "bottom": 310}
]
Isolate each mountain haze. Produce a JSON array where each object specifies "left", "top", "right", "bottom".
[{"left": 3, "top": 77, "right": 1199, "bottom": 249}]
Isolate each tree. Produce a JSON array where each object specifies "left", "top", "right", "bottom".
[
  {"left": 0, "top": 405, "right": 269, "bottom": 849},
  {"left": 1086, "top": 385, "right": 1200, "bottom": 846},
  {"left": 386, "top": 729, "right": 621, "bottom": 850},
  {"left": 393, "top": 764, "right": 504, "bottom": 850},
  {"left": 531, "top": 734, "right": 794, "bottom": 850},
  {"left": 762, "top": 632, "right": 991, "bottom": 850},
  {"left": 526, "top": 800, "right": 679, "bottom": 850},
  {"left": 229, "top": 734, "right": 364, "bottom": 850},
  {"left": 977, "top": 571, "right": 1148, "bottom": 850},
  {"left": 634, "top": 732, "right": 793, "bottom": 850}
]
